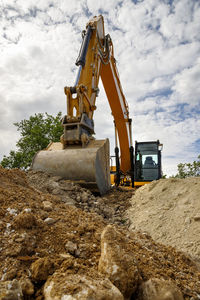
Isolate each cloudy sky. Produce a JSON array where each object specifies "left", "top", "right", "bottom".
[{"left": 0, "top": 0, "right": 200, "bottom": 176}]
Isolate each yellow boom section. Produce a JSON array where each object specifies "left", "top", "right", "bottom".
[
  {"left": 101, "top": 55, "right": 131, "bottom": 173},
  {"left": 64, "top": 16, "right": 104, "bottom": 122}
]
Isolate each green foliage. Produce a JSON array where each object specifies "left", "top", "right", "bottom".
[
  {"left": 175, "top": 155, "right": 200, "bottom": 178},
  {"left": 1, "top": 112, "right": 63, "bottom": 169},
  {"left": 162, "top": 174, "right": 167, "bottom": 179},
  {"left": 1, "top": 151, "right": 25, "bottom": 169}
]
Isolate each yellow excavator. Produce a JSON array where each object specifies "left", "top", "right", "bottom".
[{"left": 32, "top": 15, "right": 162, "bottom": 194}]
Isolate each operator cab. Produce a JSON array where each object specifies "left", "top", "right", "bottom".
[{"left": 135, "top": 140, "right": 162, "bottom": 184}]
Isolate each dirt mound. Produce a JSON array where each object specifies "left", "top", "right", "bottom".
[
  {"left": 0, "top": 167, "right": 200, "bottom": 299},
  {"left": 128, "top": 177, "right": 200, "bottom": 260}
]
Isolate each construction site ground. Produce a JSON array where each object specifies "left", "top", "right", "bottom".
[{"left": 0, "top": 166, "right": 200, "bottom": 299}]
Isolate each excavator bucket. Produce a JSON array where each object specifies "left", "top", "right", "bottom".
[{"left": 31, "top": 139, "right": 111, "bottom": 195}]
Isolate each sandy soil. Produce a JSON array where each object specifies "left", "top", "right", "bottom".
[{"left": 128, "top": 177, "right": 200, "bottom": 260}]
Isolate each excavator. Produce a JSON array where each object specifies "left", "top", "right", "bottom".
[{"left": 32, "top": 15, "right": 162, "bottom": 194}]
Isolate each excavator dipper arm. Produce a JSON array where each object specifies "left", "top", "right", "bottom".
[{"left": 62, "top": 16, "right": 106, "bottom": 146}]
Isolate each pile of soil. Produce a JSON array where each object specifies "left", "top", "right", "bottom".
[
  {"left": 128, "top": 177, "right": 200, "bottom": 260},
  {"left": 0, "top": 167, "right": 200, "bottom": 299}
]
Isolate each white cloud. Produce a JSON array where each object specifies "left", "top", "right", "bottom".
[
  {"left": 87, "top": 0, "right": 120, "bottom": 15},
  {"left": 15, "top": 0, "right": 52, "bottom": 12},
  {"left": 172, "top": 60, "right": 200, "bottom": 105},
  {"left": 0, "top": 0, "right": 199, "bottom": 177}
]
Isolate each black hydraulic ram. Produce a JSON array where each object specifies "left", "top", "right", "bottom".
[
  {"left": 73, "top": 25, "right": 92, "bottom": 90},
  {"left": 129, "top": 145, "right": 134, "bottom": 187},
  {"left": 115, "top": 146, "right": 121, "bottom": 186},
  {"left": 76, "top": 25, "right": 92, "bottom": 67}
]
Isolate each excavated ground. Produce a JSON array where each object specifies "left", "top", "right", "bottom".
[
  {"left": 0, "top": 167, "right": 200, "bottom": 299},
  {"left": 128, "top": 177, "right": 200, "bottom": 260}
]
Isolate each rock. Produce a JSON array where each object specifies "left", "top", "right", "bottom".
[
  {"left": 0, "top": 279, "right": 23, "bottom": 300},
  {"left": 48, "top": 181, "right": 60, "bottom": 189},
  {"left": 51, "top": 188, "right": 61, "bottom": 195},
  {"left": 4, "top": 243, "right": 23, "bottom": 257},
  {"left": 31, "top": 257, "right": 55, "bottom": 281},
  {"left": 61, "top": 196, "right": 76, "bottom": 206},
  {"left": 75, "top": 243, "right": 88, "bottom": 259},
  {"left": 43, "top": 271, "right": 124, "bottom": 300},
  {"left": 76, "top": 195, "right": 81, "bottom": 201},
  {"left": 42, "top": 201, "right": 53, "bottom": 211},
  {"left": 51, "top": 176, "right": 62, "bottom": 182},
  {"left": 98, "top": 225, "right": 139, "bottom": 299},
  {"left": 102, "top": 206, "right": 114, "bottom": 218},
  {"left": 193, "top": 215, "right": 200, "bottom": 221},
  {"left": 40, "top": 211, "right": 49, "bottom": 220},
  {"left": 65, "top": 241, "right": 78, "bottom": 255},
  {"left": 44, "top": 217, "right": 56, "bottom": 225},
  {"left": 6, "top": 207, "right": 18, "bottom": 216},
  {"left": 138, "top": 278, "right": 184, "bottom": 300},
  {"left": 81, "top": 192, "right": 90, "bottom": 202},
  {"left": 2, "top": 269, "right": 17, "bottom": 280},
  {"left": 13, "top": 212, "right": 37, "bottom": 229},
  {"left": 19, "top": 277, "right": 34, "bottom": 295},
  {"left": 185, "top": 217, "right": 191, "bottom": 224},
  {"left": 59, "top": 182, "right": 76, "bottom": 191}
]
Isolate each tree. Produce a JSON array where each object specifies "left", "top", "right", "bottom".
[
  {"left": 1, "top": 112, "right": 63, "bottom": 169},
  {"left": 175, "top": 155, "right": 200, "bottom": 178},
  {"left": 162, "top": 174, "right": 167, "bottom": 179}
]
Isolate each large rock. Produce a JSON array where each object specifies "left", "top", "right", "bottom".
[
  {"left": 98, "top": 225, "right": 139, "bottom": 299},
  {"left": 43, "top": 271, "right": 124, "bottom": 300},
  {"left": 13, "top": 211, "right": 37, "bottom": 229},
  {"left": 138, "top": 278, "right": 184, "bottom": 300},
  {"left": 31, "top": 257, "right": 55, "bottom": 281},
  {"left": 19, "top": 277, "right": 34, "bottom": 296},
  {"left": 0, "top": 279, "right": 23, "bottom": 300}
]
